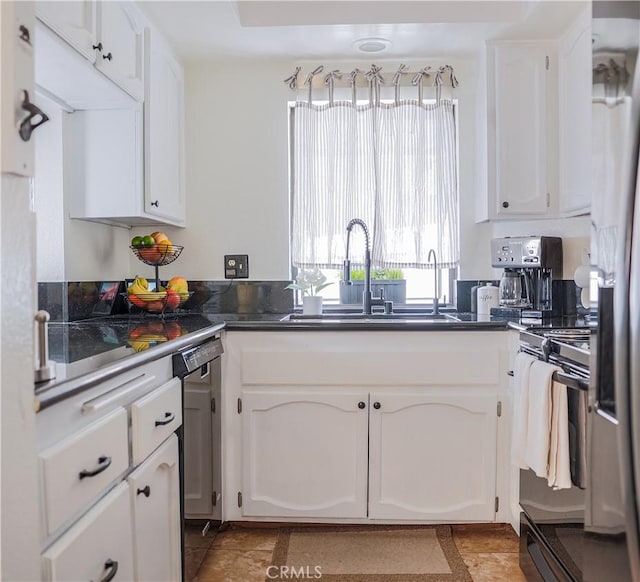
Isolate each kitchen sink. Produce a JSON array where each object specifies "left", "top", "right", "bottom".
[{"left": 282, "top": 312, "right": 460, "bottom": 323}]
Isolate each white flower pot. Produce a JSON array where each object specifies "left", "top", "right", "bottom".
[{"left": 302, "top": 295, "right": 323, "bottom": 315}]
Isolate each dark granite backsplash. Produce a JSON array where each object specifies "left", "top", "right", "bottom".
[{"left": 39, "top": 280, "right": 294, "bottom": 321}]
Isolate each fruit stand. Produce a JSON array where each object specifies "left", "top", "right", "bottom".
[{"left": 127, "top": 232, "right": 190, "bottom": 314}]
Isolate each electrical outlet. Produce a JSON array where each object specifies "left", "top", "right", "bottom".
[{"left": 224, "top": 255, "right": 249, "bottom": 279}]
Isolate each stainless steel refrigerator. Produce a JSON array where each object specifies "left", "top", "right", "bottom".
[{"left": 592, "top": 1, "right": 640, "bottom": 580}]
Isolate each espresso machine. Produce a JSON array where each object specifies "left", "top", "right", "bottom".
[{"left": 490, "top": 236, "right": 563, "bottom": 319}]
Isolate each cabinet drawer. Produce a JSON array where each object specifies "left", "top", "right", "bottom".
[
  {"left": 131, "top": 377, "right": 182, "bottom": 465},
  {"left": 42, "top": 482, "right": 134, "bottom": 581},
  {"left": 39, "top": 407, "right": 128, "bottom": 536}
]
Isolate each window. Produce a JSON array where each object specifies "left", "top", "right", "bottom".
[{"left": 289, "top": 96, "right": 459, "bottom": 306}]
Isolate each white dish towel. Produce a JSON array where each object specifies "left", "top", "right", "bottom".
[
  {"left": 548, "top": 379, "right": 572, "bottom": 490},
  {"left": 524, "top": 360, "right": 561, "bottom": 480},
  {"left": 510, "top": 352, "right": 537, "bottom": 469}
]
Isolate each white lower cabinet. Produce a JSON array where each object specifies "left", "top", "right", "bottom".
[
  {"left": 128, "top": 434, "right": 181, "bottom": 582},
  {"left": 242, "top": 390, "right": 369, "bottom": 518},
  {"left": 42, "top": 482, "right": 134, "bottom": 581},
  {"left": 225, "top": 331, "right": 512, "bottom": 524},
  {"left": 241, "top": 389, "right": 497, "bottom": 522},
  {"left": 368, "top": 391, "right": 497, "bottom": 521}
]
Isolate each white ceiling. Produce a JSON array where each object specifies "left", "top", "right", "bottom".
[{"left": 139, "top": 1, "right": 586, "bottom": 62}]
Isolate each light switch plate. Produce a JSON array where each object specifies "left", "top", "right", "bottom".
[{"left": 224, "top": 255, "right": 249, "bottom": 278}]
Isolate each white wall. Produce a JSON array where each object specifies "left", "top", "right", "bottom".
[
  {"left": 153, "top": 55, "right": 500, "bottom": 282},
  {"left": 34, "top": 95, "right": 132, "bottom": 282}
]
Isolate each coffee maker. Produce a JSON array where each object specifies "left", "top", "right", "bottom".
[{"left": 490, "top": 236, "right": 563, "bottom": 319}]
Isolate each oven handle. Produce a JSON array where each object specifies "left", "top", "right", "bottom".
[
  {"left": 509, "top": 369, "right": 588, "bottom": 390},
  {"left": 553, "top": 370, "right": 588, "bottom": 392}
]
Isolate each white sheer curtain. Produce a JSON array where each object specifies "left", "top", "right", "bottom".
[{"left": 291, "top": 99, "right": 459, "bottom": 269}]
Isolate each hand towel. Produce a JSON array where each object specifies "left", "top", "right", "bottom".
[
  {"left": 525, "top": 360, "right": 561, "bottom": 479},
  {"left": 510, "top": 352, "right": 537, "bottom": 469},
  {"left": 548, "top": 380, "right": 572, "bottom": 490}
]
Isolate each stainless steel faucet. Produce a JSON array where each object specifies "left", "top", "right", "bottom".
[
  {"left": 427, "top": 248, "right": 440, "bottom": 315},
  {"left": 342, "top": 218, "right": 389, "bottom": 315}
]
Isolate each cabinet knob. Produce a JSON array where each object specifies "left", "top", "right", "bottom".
[
  {"left": 99, "top": 559, "right": 118, "bottom": 582},
  {"left": 19, "top": 25, "right": 31, "bottom": 46},
  {"left": 357, "top": 401, "right": 366, "bottom": 409},
  {"left": 151, "top": 200, "right": 159, "bottom": 207},
  {"left": 136, "top": 485, "right": 151, "bottom": 497},
  {"left": 373, "top": 401, "right": 381, "bottom": 410},
  {"left": 502, "top": 201, "right": 509, "bottom": 209},
  {"left": 92, "top": 42, "right": 103, "bottom": 52},
  {"left": 103, "top": 52, "right": 113, "bottom": 61}
]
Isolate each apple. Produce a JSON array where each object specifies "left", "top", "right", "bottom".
[
  {"left": 139, "top": 246, "right": 162, "bottom": 263},
  {"left": 128, "top": 294, "right": 147, "bottom": 308},
  {"left": 165, "top": 289, "right": 180, "bottom": 309},
  {"left": 167, "top": 276, "right": 188, "bottom": 293}
]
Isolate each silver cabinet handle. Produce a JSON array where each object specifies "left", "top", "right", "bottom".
[{"left": 81, "top": 374, "right": 156, "bottom": 413}]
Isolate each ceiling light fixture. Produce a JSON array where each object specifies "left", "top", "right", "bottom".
[{"left": 353, "top": 37, "right": 391, "bottom": 54}]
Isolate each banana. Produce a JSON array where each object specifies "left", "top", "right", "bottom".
[
  {"left": 127, "top": 276, "right": 149, "bottom": 296},
  {"left": 139, "top": 291, "right": 167, "bottom": 302}
]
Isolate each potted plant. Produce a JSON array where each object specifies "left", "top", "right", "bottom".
[
  {"left": 340, "top": 268, "right": 406, "bottom": 305},
  {"left": 286, "top": 268, "right": 333, "bottom": 315}
]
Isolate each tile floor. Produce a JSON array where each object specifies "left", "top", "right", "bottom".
[{"left": 186, "top": 522, "right": 526, "bottom": 582}]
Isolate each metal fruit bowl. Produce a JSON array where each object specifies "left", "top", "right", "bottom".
[
  {"left": 121, "top": 291, "right": 193, "bottom": 314},
  {"left": 130, "top": 244, "right": 183, "bottom": 267}
]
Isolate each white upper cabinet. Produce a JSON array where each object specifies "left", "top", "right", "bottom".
[
  {"left": 36, "top": 0, "right": 144, "bottom": 101},
  {"left": 35, "top": 1, "right": 97, "bottom": 63},
  {"left": 558, "top": 7, "right": 591, "bottom": 216},
  {"left": 95, "top": 1, "right": 144, "bottom": 100},
  {"left": 487, "top": 41, "right": 554, "bottom": 219},
  {"left": 144, "top": 27, "right": 186, "bottom": 225}
]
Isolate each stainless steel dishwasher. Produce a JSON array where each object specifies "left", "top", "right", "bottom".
[{"left": 173, "top": 336, "right": 224, "bottom": 526}]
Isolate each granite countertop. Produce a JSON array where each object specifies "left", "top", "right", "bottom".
[{"left": 38, "top": 310, "right": 589, "bottom": 409}]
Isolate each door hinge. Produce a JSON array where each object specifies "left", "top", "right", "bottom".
[
  {"left": 545, "top": 55, "right": 550, "bottom": 70},
  {"left": 211, "top": 397, "right": 216, "bottom": 414},
  {"left": 212, "top": 491, "right": 217, "bottom": 507},
  {"left": 237, "top": 398, "right": 242, "bottom": 414},
  {"left": 497, "top": 401, "right": 502, "bottom": 417},
  {"left": 546, "top": 192, "right": 551, "bottom": 207},
  {"left": 237, "top": 491, "right": 243, "bottom": 507},
  {"left": 495, "top": 496, "right": 500, "bottom": 513}
]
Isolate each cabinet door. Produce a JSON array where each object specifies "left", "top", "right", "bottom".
[
  {"left": 242, "top": 390, "right": 369, "bottom": 518},
  {"left": 144, "top": 29, "right": 186, "bottom": 225},
  {"left": 36, "top": 0, "right": 97, "bottom": 62},
  {"left": 184, "top": 385, "right": 214, "bottom": 516},
  {"left": 42, "top": 482, "right": 134, "bottom": 581},
  {"left": 368, "top": 391, "right": 497, "bottom": 521},
  {"left": 128, "top": 434, "right": 181, "bottom": 582},
  {"left": 558, "top": 15, "right": 591, "bottom": 215},
  {"left": 490, "top": 43, "right": 550, "bottom": 217},
  {"left": 95, "top": 1, "right": 144, "bottom": 100},
  {"left": 1, "top": 1, "right": 37, "bottom": 176}
]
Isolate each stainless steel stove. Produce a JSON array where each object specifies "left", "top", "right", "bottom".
[{"left": 518, "top": 324, "right": 631, "bottom": 581}]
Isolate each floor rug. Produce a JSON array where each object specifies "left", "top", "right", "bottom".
[{"left": 268, "top": 525, "right": 473, "bottom": 581}]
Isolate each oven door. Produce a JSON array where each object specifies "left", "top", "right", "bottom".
[{"left": 520, "top": 380, "right": 588, "bottom": 581}]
